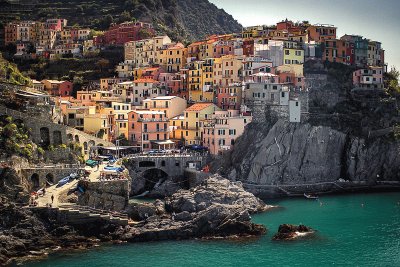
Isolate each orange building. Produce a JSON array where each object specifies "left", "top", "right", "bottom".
[{"left": 307, "top": 24, "right": 337, "bottom": 43}]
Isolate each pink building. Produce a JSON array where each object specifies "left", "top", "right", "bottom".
[
  {"left": 202, "top": 110, "right": 252, "bottom": 155},
  {"left": 128, "top": 110, "right": 172, "bottom": 151},
  {"left": 216, "top": 84, "right": 242, "bottom": 110},
  {"left": 95, "top": 22, "right": 155, "bottom": 46},
  {"left": 45, "top": 19, "right": 66, "bottom": 31},
  {"left": 353, "top": 66, "right": 384, "bottom": 89},
  {"left": 41, "top": 80, "right": 73, "bottom": 97}
]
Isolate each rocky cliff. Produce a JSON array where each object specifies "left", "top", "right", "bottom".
[
  {"left": 216, "top": 119, "right": 400, "bottom": 197},
  {"left": 216, "top": 63, "right": 400, "bottom": 197}
]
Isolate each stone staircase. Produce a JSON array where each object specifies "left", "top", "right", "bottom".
[{"left": 57, "top": 204, "right": 130, "bottom": 226}]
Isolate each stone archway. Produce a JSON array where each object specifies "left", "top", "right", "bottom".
[
  {"left": 75, "top": 135, "right": 80, "bottom": 143},
  {"left": 30, "top": 173, "right": 40, "bottom": 189},
  {"left": 53, "top": 130, "right": 62, "bottom": 146},
  {"left": 40, "top": 127, "right": 50, "bottom": 147},
  {"left": 46, "top": 173, "right": 54, "bottom": 185},
  {"left": 67, "top": 134, "right": 73, "bottom": 142}
]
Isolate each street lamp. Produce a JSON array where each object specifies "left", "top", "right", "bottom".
[{"left": 116, "top": 139, "right": 120, "bottom": 159}]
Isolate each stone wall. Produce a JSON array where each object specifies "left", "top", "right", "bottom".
[
  {"left": 20, "top": 165, "right": 82, "bottom": 188},
  {"left": 78, "top": 180, "right": 130, "bottom": 211},
  {"left": 0, "top": 105, "right": 113, "bottom": 155}
]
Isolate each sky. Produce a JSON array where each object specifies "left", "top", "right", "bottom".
[{"left": 209, "top": 0, "right": 400, "bottom": 71}]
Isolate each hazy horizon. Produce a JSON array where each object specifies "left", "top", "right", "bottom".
[{"left": 209, "top": 0, "right": 400, "bottom": 71}]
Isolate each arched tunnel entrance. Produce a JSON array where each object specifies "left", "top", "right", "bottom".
[
  {"left": 142, "top": 168, "right": 169, "bottom": 192},
  {"left": 46, "top": 173, "right": 54, "bottom": 185},
  {"left": 30, "top": 173, "right": 40, "bottom": 189}
]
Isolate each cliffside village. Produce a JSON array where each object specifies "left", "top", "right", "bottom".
[{"left": 2, "top": 19, "right": 387, "bottom": 155}]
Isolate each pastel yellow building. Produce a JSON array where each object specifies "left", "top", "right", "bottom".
[
  {"left": 213, "top": 55, "right": 243, "bottom": 87},
  {"left": 143, "top": 96, "right": 187, "bottom": 119},
  {"left": 180, "top": 103, "right": 221, "bottom": 145},
  {"left": 83, "top": 113, "right": 110, "bottom": 141},
  {"left": 157, "top": 42, "right": 187, "bottom": 73},
  {"left": 283, "top": 41, "right": 304, "bottom": 65},
  {"left": 112, "top": 102, "right": 132, "bottom": 139}
]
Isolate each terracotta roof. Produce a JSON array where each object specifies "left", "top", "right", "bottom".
[
  {"left": 185, "top": 103, "right": 213, "bottom": 112},
  {"left": 143, "top": 67, "right": 159, "bottom": 72},
  {"left": 133, "top": 78, "right": 158, "bottom": 83}
]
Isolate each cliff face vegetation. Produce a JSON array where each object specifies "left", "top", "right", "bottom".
[
  {"left": 0, "top": 0, "right": 242, "bottom": 41},
  {"left": 0, "top": 54, "right": 31, "bottom": 86}
]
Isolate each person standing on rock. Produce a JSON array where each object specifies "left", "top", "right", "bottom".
[{"left": 51, "top": 194, "right": 54, "bottom": 203}]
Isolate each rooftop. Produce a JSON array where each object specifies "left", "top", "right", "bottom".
[
  {"left": 185, "top": 103, "right": 214, "bottom": 112},
  {"left": 132, "top": 110, "right": 165, "bottom": 115},
  {"left": 145, "top": 96, "right": 179, "bottom": 101},
  {"left": 133, "top": 78, "right": 158, "bottom": 83}
]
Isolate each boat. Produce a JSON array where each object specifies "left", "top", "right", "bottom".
[
  {"left": 57, "top": 176, "right": 70, "bottom": 187},
  {"left": 304, "top": 193, "right": 319, "bottom": 199}
]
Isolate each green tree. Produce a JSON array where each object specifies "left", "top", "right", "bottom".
[
  {"left": 118, "top": 11, "right": 132, "bottom": 23},
  {"left": 384, "top": 66, "right": 400, "bottom": 95}
]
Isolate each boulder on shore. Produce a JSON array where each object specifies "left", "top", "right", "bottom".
[
  {"left": 123, "top": 174, "right": 271, "bottom": 241},
  {"left": 272, "top": 224, "right": 315, "bottom": 240}
]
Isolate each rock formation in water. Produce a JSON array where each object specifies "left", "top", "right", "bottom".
[
  {"left": 123, "top": 175, "right": 270, "bottom": 241},
  {"left": 272, "top": 224, "right": 315, "bottom": 241}
]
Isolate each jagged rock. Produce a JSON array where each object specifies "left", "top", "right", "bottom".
[
  {"left": 166, "top": 175, "right": 270, "bottom": 213},
  {"left": 147, "top": 180, "right": 181, "bottom": 198},
  {"left": 220, "top": 120, "right": 400, "bottom": 196},
  {"left": 174, "top": 211, "right": 191, "bottom": 221},
  {"left": 272, "top": 224, "right": 315, "bottom": 240},
  {"left": 123, "top": 175, "right": 270, "bottom": 242}
]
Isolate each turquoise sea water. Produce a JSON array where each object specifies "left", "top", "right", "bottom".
[{"left": 22, "top": 192, "right": 400, "bottom": 267}]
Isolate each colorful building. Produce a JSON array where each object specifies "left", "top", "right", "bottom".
[
  {"left": 95, "top": 21, "right": 155, "bottom": 46},
  {"left": 128, "top": 110, "right": 171, "bottom": 151},
  {"left": 307, "top": 24, "right": 337, "bottom": 42},
  {"left": 203, "top": 110, "right": 252, "bottom": 155},
  {"left": 216, "top": 84, "right": 242, "bottom": 110},
  {"left": 142, "top": 96, "right": 187, "bottom": 119},
  {"left": 179, "top": 103, "right": 221, "bottom": 145},
  {"left": 158, "top": 42, "right": 188, "bottom": 73},
  {"left": 353, "top": 66, "right": 384, "bottom": 89},
  {"left": 41, "top": 80, "right": 73, "bottom": 96}
]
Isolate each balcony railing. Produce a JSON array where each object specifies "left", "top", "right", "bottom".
[
  {"left": 143, "top": 128, "right": 169, "bottom": 133},
  {"left": 181, "top": 126, "right": 199, "bottom": 131},
  {"left": 137, "top": 118, "right": 169, "bottom": 122}
]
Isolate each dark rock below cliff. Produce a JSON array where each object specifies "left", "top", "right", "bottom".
[{"left": 272, "top": 224, "right": 315, "bottom": 241}]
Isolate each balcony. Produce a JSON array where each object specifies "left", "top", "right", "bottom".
[
  {"left": 137, "top": 118, "right": 169, "bottom": 122},
  {"left": 181, "top": 126, "right": 199, "bottom": 131},
  {"left": 143, "top": 128, "right": 169, "bottom": 133}
]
